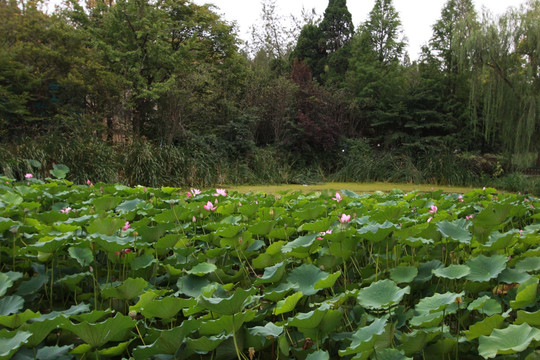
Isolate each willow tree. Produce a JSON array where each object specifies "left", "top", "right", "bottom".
[{"left": 466, "top": 1, "right": 540, "bottom": 165}]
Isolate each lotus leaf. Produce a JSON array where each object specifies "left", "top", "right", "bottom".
[
  {"left": 357, "top": 279, "right": 410, "bottom": 309},
  {"left": 273, "top": 291, "right": 303, "bottom": 315},
  {"left": 0, "top": 308, "right": 39, "bottom": 328},
  {"left": 100, "top": 277, "right": 148, "bottom": 300},
  {"left": 515, "top": 256, "right": 540, "bottom": 272},
  {"left": 287, "top": 264, "right": 331, "bottom": 295},
  {"left": 464, "top": 314, "right": 506, "bottom": 340},
  {"left": 432, "top": 264, "right": 470, "bottom": 279},
  {"left": 63, "top": 313, "right": 135, "bottom": 348},
  {"left": 35, "top": 345, "right": 73, "bottom": 360},
  {"left": 338, "top": 315, "right": 388, "bottom": 356},
  {"left": 415, "top": 292, "right": 464, "bottom": 315},
  {"left": 255, "top": 261, "right": 286, "bottom": 284},
  {"left": 305, "top": 350, "right": 330, "bottom": 360},
  {"left": 0, "top": 330, "right": 32, "bottom": 359},
  {"left": 68, "top": 246, "right": 94, "bottom": 267},
  {"left": 139, "top": 296, "right": 187, "bottom": 319},
  {"left": 498, "top": 268, "right": 532, "bottom": 284},
  {"left": 515, "top": 309, "right": 540, "bottom": 326},
  {"left": 466, "top": 255, "right": 507, "bottom": 282},
  {"left": 249, "top": 322, "right": 283, "bottom": 338},
  {"left": 0, "top": 273, "right": 13, "bottom": 297},
  {"left": 374, "top": 348, "right": 412, "bottom": 360},
  {"left": 478, "top": 323, "right": 540, "bottom": 359},
  {"left": 281, "top": 233, "right": 318, "bottom": 255},
  {"left": 185, "top": 333, "right": 231, "bottom": 353},
  {"left": 437, "top": 219, "right": 471, "bottom": 244},
  {"left": 130, "top": 253, "right": 157, "bottom": 270},
  {"left": 0, "top": 295, "right": 24, "bottom": 316},
  {"left": 176, "top": 275, "right": 212, "bottom": 298},
  {"left": 186, "top": 262, "right": 217, "bottom": 276},
  {"left": 390, "top": 266, "right": 418, "bottom": 283},
  {"left": 510, "top": 277, "right": 539, "bottom": 309},
  {"left": 198, "top": 287, "right": 255, "bottom": 315},
  {"left": 467, "top": 296, "right": 502, "bottom": 316},
  {"left": 132, "top": 319, "right": 200, "bottom": 359},
  {"left": 199, "top": 310, "right": 255, "bottom": 335}
]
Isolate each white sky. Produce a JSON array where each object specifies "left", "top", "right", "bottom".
[{"left": 192, "top": 0, "right": 528, "bottom": 60}]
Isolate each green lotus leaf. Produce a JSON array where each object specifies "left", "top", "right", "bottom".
[
  {"left": 100, "top": 277, "right": 148, "bottom": 300},
  {"left": 412, "top": 260, "right": 442, "bottom": 284},
  {"left": 0, "top": 296, "right": 24, "bottom": 316},
  {"left": 399, "top": 237, "right": 434, "bottom": 247},
  {"left": 510, "top": 277, "right": 539, "bottom": 309},
  {"left": 0, "top": 217, "right": 19, "bottom": 233},
  {"left": 153, "top": 206, "right": 187, "bottom": 223},
  {"left": 314, "top": 271, "right": 341, "bottom": 290},
  {"left": 287, "top": 306, "right": 328, "bottom": 329},
  {"left": 282, "top": 233, "right": 318, "bottom": 255},
  {"left": 399, "top": 329, "right": 440, "bottom": 356},
  {"left": 482, "top": 230, "right": 519, "bottom": 250},
  {"left": 89, "top": 234, "right": 134, "bottom": 253},
  {"left": 268, "top": 227, "right": 295, "bottom": 240},
  {"left": 20, "top": 316, "right": 69, "bottom": 347},
  {"left": 38, "top": 302, "right": 91, "bottom": 321},
  {"left": 185, "top": 333, "right": 231, "bottom": 353},
  {"left": 515, "top": 256, "right": 540, "bottom": 272},
  {"left": 249, "top": 220, "right": 275, "bottom": 235},
  {"left": 28, "top": 234, "right": 70, "bottom": 253},
  {"left": 92, "top": 196, "right": 122, "bottom": 212},
  {"left": 130, "top": 254, "right": 157, "bottom": 270},
  {"left": 478, "top": 323, "right": 540, "bottom": 359},
  {"left": 1, "top": 191, "right": 23, "bottom": 206},
  {"left": 409, "top": 311, "right": 444, "bottom": 328},
  {"left": 464, "top": 314, "right": 505, "bottom": 340},
  {"left": 357, "top": 279, "right": 410, "bottom": 309},
  {"left": 68, "top": 246, "right": 94, "bottom": 267},
  {"left": 515, "top": 309, "right": 540, "bottom": 326},
  {"left": 294, "top": 204, "right": 326, "bottom": 221},
  {"left": 299, "top": 218, "right": 332, "bottom": 233},
  {"left": 0, "top": 330, "right": 32, "bottom": 359},
  {"left": 467, "top": 296, "right": 502, "bottom": 316},
  {"left": 305, "top": 350, "right": 330, "bottom": 360},
  {"left": 214, "top": 224, "right": 243, "bottom": 238},
  {"left": 374, "top": 348, "right": 412, "bottom": 360},
  {"left": 199, "top": 310, "right": 255, "bottom": 335},
  {"left": 176, "top": 275, "right": 212, "bottom": 298},
  {"left": 498, "top": 268, "right": 532, "bottom": 284},
  {"left": 70, "top": 309, "right": 113, "bottom": 323},
  {"left": 338, "top": 315, "right": 388, "bottom": 356},
  {"left": 357, "top": 221, "right": 396, "bottom": 242},
  {"left": 424, "top": 338, "right": 458, "bottom": 359},
  {"left": 466, "top": 255, "right": 507, "bottom": 282},
  {"left": 0, "top": 308, "right": 39, "bottom": 328},
  {"left": 390, "top": 266, "right": 418, "bottom": 283},
  {"left": 437, "top": 220, "right": 471, "bottom": 244},
  {"left": 255, "top": 261, "right": 286, "bottom": 284},
  {"left": 415, "top": 292, "right": 464, "bottom": 315},
  {"left": 57, "top": 272, "right": 91, "bottom": 292},
  {"left": 137, "top": 224, "right": 171, "bottom": 243},
  {"left": 273, "top": 291, "right": 303, "bottom": 315},
  {"left": 249, "top": 322, "right": 284, "bottom": 338},
  {"left": 3, "top": 271, "right": 22, "bottom": 283},
  {"left": 63, "top": 313, "right": 135, "bottom": 349},
  {"left": 132, "top": 319, "right": 200, "bottom": 359},
  {"left": 186, "top": 262, "right": 217, "bottom": 277},
  {"left": 139, "top": 296, "right": 187, "bottom": 319},
  {"left": 86, "top": 217, "right": 125, "bottom": 236},
  {"left": 97, "top": 339, "right": 133, "bottom": 356},
  {"left": 432, "top": 264, "right": 470, "bottom": 279},
  {"left": 0, "top": 273, "right": 13, "bottom": 297},
  {"left": 327, "top": 228, "right": 359, "bottom": 260},
  {"left": 286, "top": 264, "right": 329, "bottom": 295},
  {"left": 16, "top": 274, "right": 48, "bottom": 296},
  {"left": 198, "top": 287, "right": 256, "bottom": 316},
  {"left": 115, "top": 198, "right": 144, "bottom": 214},
  {"left": 36, "top": 345, "right": 73, "bottom": 360}
]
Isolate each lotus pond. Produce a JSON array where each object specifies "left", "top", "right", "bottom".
[{"left": 0, "top": 175, "right": 539, "bottom": 360}]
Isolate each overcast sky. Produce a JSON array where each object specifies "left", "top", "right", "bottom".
[{"left": 192, "top": 0, "right": 528, "bottom": 60}]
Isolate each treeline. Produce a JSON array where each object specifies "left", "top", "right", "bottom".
[{"left": 1, "top": 0, "right": 539, "bottom": 192}]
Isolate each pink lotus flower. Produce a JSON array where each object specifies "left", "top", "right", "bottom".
[
  {"left": 122, "top": 221, "right": 130, "bottom": 231},
  {"left": 87, "top": 179, "right": 93, "bottom": 186},
  {"left": 458, "top": 195, "right": 464, "bottom": 202},
  {"left": 214, "top": 188, "right": 227, "bottom": 197},
  {"left": 429, "top": 205, "right": 438, "bottom": 214},
  {"left": 427, "top": 216, "right": 433, "bottom": 223},
  {"left": 192, "top": 216, "right": 197, "bottom": 222},
  {"left": 60, "top": 207, "right": 72, "bottom": 214},
  {"left": 321, "top": 229, "right": 333, "bottom": 236},
  {"left": 204, "top": 201, "right": 217, "bottom": 211},
  {"left": 339, "top": 214, "right": 351, "bottom": 223},
  {"left": 191, "top": 188, "right": 201, "bottom": 196},
  {"left": 186, "top": 192, "right": 192, "bottom": 198},
  {"left": 332, "top": 192, "right": 342, "bottom": 202},
  {"left": 25, "top": 173, "right": 33, "bottom": 179},
  {"left": 466, "top": 214, "right": 474, "bottom": 220}
]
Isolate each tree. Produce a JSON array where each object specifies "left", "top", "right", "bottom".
[
  {"left": 344, "top": 0, "right": 406, "bottom": 146},
  {"left": 318, "top": 0, "right": 354, "bottom": 53},
  {"left": 466, "top": 1, "right": 540, "bottom": 164}
]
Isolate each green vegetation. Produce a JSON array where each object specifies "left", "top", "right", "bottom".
[
  {"left": 0, "top": 174, "right": 538, "bottom": 359},
  {"left": 1, "top": 0, "right": 539, "bottom": 192}
]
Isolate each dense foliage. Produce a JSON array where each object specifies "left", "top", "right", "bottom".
[
  {"left": 0, "top": 174, "right": 538, "bottom": 359},
  {"left": 1, "top": 0, "right": 539, "bottom": 188}
]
